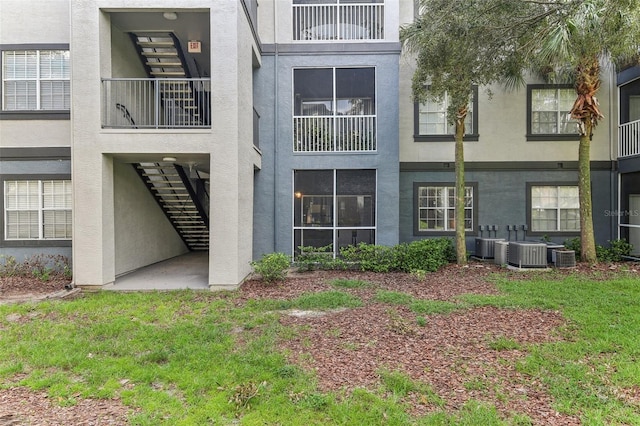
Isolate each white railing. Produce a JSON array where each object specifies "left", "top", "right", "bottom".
[
  {"left": 102, "top": 78, "right": 211, "bottom": 129},
  {"left": 294, "top": 116, "right": 376, "bottom": 152},
  {"left": 293, "top": 2, "right": 384, "bottom": 41},
  {"left": 619, "top": 119, "right": 640, "bottom": 158}
]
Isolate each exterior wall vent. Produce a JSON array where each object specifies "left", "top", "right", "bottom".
[
  {"left": 508, "top": 242, "right": 547, "bottom": 268},
  {"left": 494, "top": 241, "right": 509, "bottom": 265},
  {"left": 553, "top": 249, "right": 576, "bottom": 268},
  {"left": 475, "top": 238, "right": 505, "bottom": 259}
]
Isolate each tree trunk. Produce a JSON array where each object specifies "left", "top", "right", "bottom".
[
  {"left": 578, "top": 126, "right": 597, "bottom": 263},
  {"left": 455, "top": 109, "right": 467, "bottom": 265},
  {"left": 571, "top": 57, "right": 602, "bottom": 264}
]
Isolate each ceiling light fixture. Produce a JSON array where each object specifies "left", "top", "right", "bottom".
[
  {"left": 163, "top": 12, "right": 178, "bottom": 21},
  {"left": 162, "top": 156, "right": 177, "bottom": 162}
]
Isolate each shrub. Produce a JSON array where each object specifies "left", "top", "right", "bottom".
[
  {"left": 396, "top": 238, "right": 455, "bottom": 272},
  {"left": 251, "top": 252, "right": 291, "bottom": 283},
  {"left": 295, "top": 245, "right": 346, "bottom": 271},
  {"left": 564, "top": 237, "right": 633, "bottom": 262},
  {"left": 0, "top": 254, "right": 71, "bottom": 281},
  {"left": 340, "top": 243, "right": 399, "bottom": 272}
]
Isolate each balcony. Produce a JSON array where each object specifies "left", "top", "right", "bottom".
[
  {"left": 293, "top": 1, "right": 384, "bottom": 41},
  {"left": 294, "top": 115, "right": 376, "bottom": 152},
  {"left": 619, "top": 119, "right": 640, "bottom": 158},
  {"left": 102, "top": 78, "right": 210, "bottom": 129}
]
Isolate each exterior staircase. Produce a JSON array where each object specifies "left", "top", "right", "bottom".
[
  {"left": 130, "top": 32, "right": 209, "bottom": 126},
  {"left": 134, "top": 162, "right": 209, "bottom": 251}
]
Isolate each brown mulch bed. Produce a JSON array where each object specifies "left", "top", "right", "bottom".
[{"left": 1, "top": 261, "right": 638, "bottom": 424}]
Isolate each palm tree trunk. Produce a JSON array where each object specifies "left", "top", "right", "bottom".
[
  {"left": 578, "top": 125, "right": 597, "bottom": 263},
  {"left": 571, "top": 57, "right": 602, "bottom": 264},
  {"left": 455, "top": 108, "right": 467, "bottom": 265}
]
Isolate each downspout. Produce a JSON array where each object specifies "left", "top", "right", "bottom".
[
  {"left": 273, "top": 0, "right": 280, "bottom": 253},
  {"left": 609, "top": 65, "right": 618, "bottom": 241}
]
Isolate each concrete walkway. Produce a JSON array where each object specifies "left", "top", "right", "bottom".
[{"left": 105, "top": 251, "right": 209, "bottom": 291}]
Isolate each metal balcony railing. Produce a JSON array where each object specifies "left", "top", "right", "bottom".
[
  {"left": 102, "top": 78, "right": 211, "bottom": 129},
  {"left": 293, "top": 2, "right": 384, "bottom": 41},
  {"left": 619, "top": 119, "right": 640, "bottom": 158},
  {"left": 294, "top": 115, "right": 376, "bottom": 152}
]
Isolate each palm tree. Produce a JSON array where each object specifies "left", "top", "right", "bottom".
[
  {"left": 401, "top": 0, "right": 527, "bottom": 265},
  {"left": 519, "top": 0, "right": 640, "bottom": 262}
]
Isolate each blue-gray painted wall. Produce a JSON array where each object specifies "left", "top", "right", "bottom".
[
  {"left": 399, "top": 166, "right": 617, "bottom": 251},
  {"left": 253, "top": 47, "right": 401, "bottom": 258}
]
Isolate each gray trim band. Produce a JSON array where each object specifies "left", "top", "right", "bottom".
[
  {"left": 400, "top": 161, "right": 615, "bottom": 172},
  {"left": 261, "top": 42, "right": 401, "bottom": 56},
  {"left": 0, "top": 147, "right": 71, "bottom": 161}
]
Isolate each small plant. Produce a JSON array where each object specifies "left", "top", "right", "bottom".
[
  {"left": 251, "top": 252, "right": 291, "bottom": 283},
  {"left": 410, "top": 269, "right": 427, "bottom": 280},
  {"left": 416, "top": 316, "right": 427, "bottom": 327},
  {"left": 229, "top": 381, "right": 266, "bottom": 409},
  {"left": 295, "top": 244, "right": 345, "bottom": 271}
]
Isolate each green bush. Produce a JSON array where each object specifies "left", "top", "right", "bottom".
[
  {"left": 396, "top": 238, "right": 455, "bottom": 272},
  {"left": 251, "top": 252, "right": 291, "bottom": 283},
  {"left": 564, "top": 237, "right": 633, "bottom": 262},
  {"left": 340, "top": 243, "right": 399, "bottom": 272},
  {"left": 295, "top": 245, "right": 346, "bottom": 271},
  {"left": 339, "top": 238, "right": 454, "bottom": 273}
]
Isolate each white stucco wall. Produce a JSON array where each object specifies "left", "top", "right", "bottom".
[
  {"left": 0, "top": 0, "right": 70, "bottom": 44},
  {"left": 113, "top": 160, "right": 188, "bottom": 276},
  {"left": 0, "top": 121, "right": 70, "bottom": 148},
  {"left": 207, "top": 1, "right": 257, "bottom": 288},
  {"left": 399, "top": 59, "right": 616, "bottom": 164}
]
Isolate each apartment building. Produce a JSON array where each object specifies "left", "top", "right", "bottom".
[{"left": 0, "top": 1, "right": 633, "bottom": 290}]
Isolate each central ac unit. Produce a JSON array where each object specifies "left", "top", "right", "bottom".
[
  {"left": 553, "top": 249, "right": 576, "bottom": 268},
  {"left": 494, "top": 241, "right": 509, "bottom": 265},
  {"left": 475, "top": 238, "right": 505, "bottom": 259},
  {"left": 508, "top": 242, "right": 547, "bottom": 268}
]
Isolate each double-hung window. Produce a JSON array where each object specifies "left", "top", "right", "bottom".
[
  {"left": 414, "top": 87, "right": 478, "bottom": 141},
  {"left": 4, "top": 180, "right": 72, "bottom": 240},
  {"left": 293, "top": 67, "right": 376, "bottom": 152},
  {"left": 2, "top": 50, "right": 70, "bottom": 111},
  {"left": 415, "top": 183, "right": 475, "bottom": 234},
  {"left": 527, "top": 85, "right": 577, "bottom": 140},
  {"left": 529, "top": 185, "right": 579, "bottom": 233}
]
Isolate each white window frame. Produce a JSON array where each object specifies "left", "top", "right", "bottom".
[
  {"left": 4, "top": 180, "right": 72, "bottom": 240},
  {"left": 293, "top": 66, "right": 377, "bottom": 152},
  {"left": 293, "top": 169, "right": 377, "bottom": 256},
  {"left": 529, "top": 86, "right": 576, "bottom": 135},
  {"left": 2, "top": 49, "right": 71, "bottom": 111},
  {"left": 417, "top": 92, "right": 473, "bottom": 136},
  {"left": 417, "top": 185, "right": 474, "bottom": 232},
  {"left": 530, "top": 185, "right": 580, "bottom": 232}
]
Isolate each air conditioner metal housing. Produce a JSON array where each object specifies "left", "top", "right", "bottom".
[
  {"left": 475, "top": 238, "right": 505, "bottom": 259},
  {"left": 494, "top": 241, "right": 509, "bottom": 265},
  {"left": 508, "top": 241, "right": 548, "bottom": 268},
  {"left": 553, "top": 249, "right": 576, "bottom": 268}
]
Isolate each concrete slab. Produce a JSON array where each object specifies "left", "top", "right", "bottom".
[{"left": 106, "top": 251, "right": 209, "bottom": 291}]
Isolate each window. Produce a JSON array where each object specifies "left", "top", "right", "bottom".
[
  {"left": 2, "top": 50, "right": 70, "bottom": 111},
  {"left": 529, "top": 185, "right": 579, "bottom": 232},
  {"left": 415, "top": 183, "right": 475, "bottom": 234},
  {"left": 527, "top": 85, "right": 577, "bottom": 140},
  {"left": 293, "top": 0, "right": 385, "bottom": 41},
  {"left": 294, "top": 169, "right": 376, "bottom": 256},
  {"left": 414, "top": 87, "right": 478, "bottom": 141},
  {"left": 293, "top": 67, "right": 376, "bottom": 152},
  {"left": 4, "top": 180, "right": 72, "bottom": 240}
]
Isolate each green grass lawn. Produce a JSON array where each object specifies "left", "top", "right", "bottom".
[{"left": 1, "top": 273, "right": 639, "bottom": 425}]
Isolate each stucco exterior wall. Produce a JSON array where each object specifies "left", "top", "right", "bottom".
[
  {"left": 399, "top": 167, "right": 617, "bottom": 248},
  {"left": 0, "top": 0, "right": 70, "bottom": 44},
  {"left": 253, "top": 49, "right": 401, "bottom": 257},
  {"left": 113, "top": 161, "right": 188, "bottom": 276}
]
